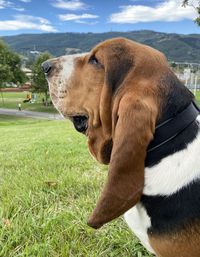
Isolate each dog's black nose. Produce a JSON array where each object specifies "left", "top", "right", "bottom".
[{"left": 41, "top": 61, "right": 52, "bottom": 75}]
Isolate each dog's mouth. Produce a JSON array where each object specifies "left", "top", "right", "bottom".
[{"left": 71, "top": 115, "right": 88, "bottom": 134}]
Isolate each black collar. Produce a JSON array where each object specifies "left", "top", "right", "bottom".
[{"left": 145, "top": 101, "right": 200, "bottom": 167}]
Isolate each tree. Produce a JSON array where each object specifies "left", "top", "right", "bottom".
[
  {"left": 31, "top": 52, "right": 52, "bottom": 106},
  {"left": 0, "top": 40, "right": 27, "bottom": 104},
  {"left": 182, "top": 1, "right": 200, "bottom": 25},
  {"left": 0, "top": 40, "right": 27, "bottom": 86}
]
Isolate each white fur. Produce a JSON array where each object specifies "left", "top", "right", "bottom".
[
  {"left": 47, "top": 53, "right": 88, "bottom": 114},
  {"left": 60, "top": 53, "right": 87, "bottom": 82},
  {"left": 125, "top": 116, "right": 200, "bottom": 253},
  {"left": 144, "top": 116, "right": 200, "bottom": 196},
  {"left": 124, "top": 204, "right": 155, "bottom": 254},
  {"left": 58, "top": 53, "right": 88, "bottom": 99}
]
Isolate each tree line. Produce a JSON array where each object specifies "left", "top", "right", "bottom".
[
  {"left": 0, "top": 40, "right": 52, "bottom": 105},
  {"left": 0, "top": 40, "right": 26, "bottom": 87}
]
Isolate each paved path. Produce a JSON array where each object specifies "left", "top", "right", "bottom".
[{"left": 0, "top": 108, "right": 64, "bottom": 120}]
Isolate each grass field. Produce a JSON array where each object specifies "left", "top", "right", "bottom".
[
  {"left": 195, "top": 90, "right": 200, "bottom": 104},
  {"left": 0, "top": 115, "right": 152, "bottom": 257},
  {"left": 1, "top": 88, "right": 200, "bottom": 257},
  {"left": 0, "top": 92, "right": 57, "bottom": 113},
  {"left": 1, "top": 90, "right": 200, "bottom": 115}
]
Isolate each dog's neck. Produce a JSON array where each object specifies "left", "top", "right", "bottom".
[
  {"left": 145, "top": 71, "right": 199, "bottom": 167},
  {"left": 145, "top": 102, "right": 200, "bottom": 167}
]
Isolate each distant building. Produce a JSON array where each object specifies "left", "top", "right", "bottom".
[
  {"left": 65, "top": 48, "right": 81, "bottom": 55},
  {"left": 30, "top": 50, "right": 41, "bottom": 55},
  {"left": 1, "top": 83, "right": 31, "bottom": 92}
]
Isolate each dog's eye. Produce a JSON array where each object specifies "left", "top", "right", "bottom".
[
  {"left": 71, "top": 115, "right": 88, "bottom": 133},
  {"left": 88, "top": 55, "right": 100, "bottom": 66}
]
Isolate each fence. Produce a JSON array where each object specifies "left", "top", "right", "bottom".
[{"left": 173, "top": 62, "right": 200, "bottom": 96}]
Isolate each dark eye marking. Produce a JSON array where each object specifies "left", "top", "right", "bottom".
[{"left": 88, "top": 55, "right": 103, "bottom": 68}]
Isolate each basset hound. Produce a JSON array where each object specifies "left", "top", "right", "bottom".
[{"left": 42, "top": 37, "right": 200, "bottom": 257}]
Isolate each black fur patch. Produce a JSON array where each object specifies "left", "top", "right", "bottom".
[{"left": 141, "top": 178, "right": 200, "bottom": 235}]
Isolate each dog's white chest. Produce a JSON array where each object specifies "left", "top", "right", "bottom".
[{"left": 124, "top": 204, "right": 155, "bottom": 254}]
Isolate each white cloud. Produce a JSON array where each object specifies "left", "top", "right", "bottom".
[
  {"left": 109, "top": 0, "right": 198, "bottom": 24},
  {"left": 59, "top": 13, "right": 98, "bottom": 21},
  {"left": 0, "top": 15, "right": 57, "bottom": 32},
  {"left": 75, "top": 20, "right": 98, "bottom": 25},
  {"left": 129, "top": 0, "right": 162, "bottom": 2},
  {"left": 0, "top": 0, "right": 27, "bottom": 11},
  {"left": 19, "top": 0, "right": 31, "bottom": 2},
  {"left": 13, "top": 7, "right": 25, "bottom": 11},
  {"left": 16, "top": 15, "right": 51, "bottom": 24},
  {"left": 52, "top": 0, "right": 87, "bottom": 10},
  {"left": 0, "top": 0, "right": 12, "bottom": 9}
]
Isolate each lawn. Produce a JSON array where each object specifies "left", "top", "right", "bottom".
[
  {"left": 0, "top": 115, "right": 152, "bottom": 257},
  {"left": 1, "top": 90, "right": 200, "bottom": 115},
  {"left": 0, "top": 92, "right": 57, "bottom": 113},
  {"left": 195, "top": 90, "right": 200, "bottom": 105}
]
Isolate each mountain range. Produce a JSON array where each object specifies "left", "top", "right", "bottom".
[{"left": 1, "top": 30, "right": 200, "bottom": 63}]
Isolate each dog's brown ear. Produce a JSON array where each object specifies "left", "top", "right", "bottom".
[
  {"left": 89, "top": 44, "right": 134, "bottom": 164},
  {"left": 97, "top": 44, "right": 133, "bottom": 157},
  {"left": 88, "top": 94, "right": 157, "bottom": 228}
]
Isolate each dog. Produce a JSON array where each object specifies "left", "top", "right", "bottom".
[{"left": 42, "top": 37, "right": 200, "bottom": 257}]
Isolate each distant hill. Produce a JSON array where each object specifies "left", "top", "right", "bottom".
[{"left": 1, "top": 30, "right": 200, "bottom": 63}]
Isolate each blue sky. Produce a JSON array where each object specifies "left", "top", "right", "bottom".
[{"left": 0, "top": 0, "right": 199, "bottom": 36}]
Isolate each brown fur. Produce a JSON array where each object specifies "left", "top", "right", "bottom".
[
  {"left": 149, "top": 222, "right": 200, "bottom": 257},
  {"left": 47, "top": 38, "right": 170, "bottom": 231}
]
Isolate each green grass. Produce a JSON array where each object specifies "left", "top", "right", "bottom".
[
  {"left": 0, "top": 115, "right": 152, "bottom": 257},
  {"left": 0, "top": 92, "right": 57, "bottom": 113},
  {"left": 195, "top": 90, "right": 200, "bottom": 105},
  {"left": 1, "top": 90, "right": 200, "bottom": 116}
]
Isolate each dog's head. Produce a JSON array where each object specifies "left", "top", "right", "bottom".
[{"left": 43, "top": 37, "right": 192, "bottom": 229}]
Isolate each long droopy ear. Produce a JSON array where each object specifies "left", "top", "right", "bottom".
[
  {"left": 88, "top": 94, "right": 157, "bottom": 228},
  {"left": 98, "top": 44, "right": 133, "bottom": 155}
]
